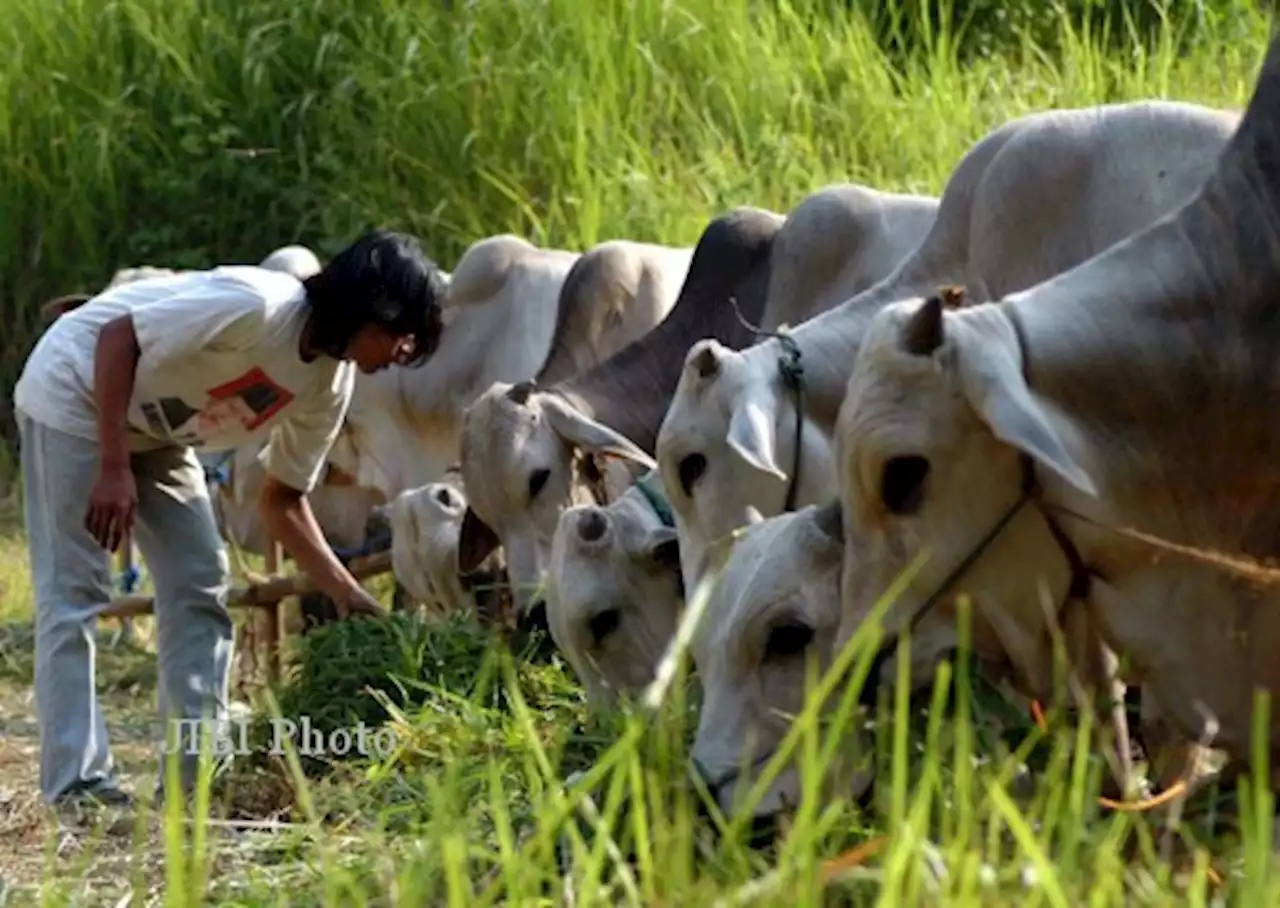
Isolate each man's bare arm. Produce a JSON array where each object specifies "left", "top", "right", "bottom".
[
  {"left": 94, "top": 315, "right": 140, "bottom": 470},
  {"left": 258, "top": 474, "right": 385, "bottom": 617},
  {"left": 85, "top": 315, "right": 142, "bottom": 551}
]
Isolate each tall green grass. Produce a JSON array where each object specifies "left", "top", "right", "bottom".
[{"left": 0, "top": 0, "right": 1270, "bottom": 467}]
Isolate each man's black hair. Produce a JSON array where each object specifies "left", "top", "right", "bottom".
[{"left": 302, "top": 229, "right": 447, "bottom": 367}]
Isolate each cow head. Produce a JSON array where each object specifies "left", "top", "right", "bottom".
[
  {"left": 832, "top": 290, "right": 1100, "bottom": 702},
  {"left": 689, "top": 501, "right": 873, "bottom": 823},
  {"left": 385, "top": 477, "right": 475, "bottom": 614},
  {"left": 656, "top": 337, "right": 834, "bottom": 596},
  {"left": 457, "top": 379, "right": 655, "bottom": 620},
  {"left": 545, "top": 470, "right": 683, "bottom": 707}
]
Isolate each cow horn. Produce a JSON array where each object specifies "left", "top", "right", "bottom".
[
  {"left": 507, "top": 380, "right": 536, "bottom": 406},
  {"left": 691, "top": 343, "right": 720, "bottom": 379},
  {"left": 812, "top": 499, "right": 844, "bottom": 545},
  {"left": 902, "top": 294, "right": 945, "bottom": 357},
  {"left": 938, "top": 284, "right": 967, "bottom": 309}
]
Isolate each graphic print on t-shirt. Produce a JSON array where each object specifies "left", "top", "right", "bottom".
[{"left": 137, "top": 366, "right": 296, "bottom": 445}]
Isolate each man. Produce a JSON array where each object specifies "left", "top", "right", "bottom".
[{"left": 11, "top": 229, "right": 447, "bottom": 815}]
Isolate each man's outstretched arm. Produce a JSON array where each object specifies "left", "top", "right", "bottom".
[{"left": 257, "top": 474, "right": 385, "bottom": 618}]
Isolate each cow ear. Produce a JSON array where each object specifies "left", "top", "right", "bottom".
[
  {"left": 958, "top": 331, "right": 1097, "bottom": 498},
  {"left": 641, "top": 526, "right": 681, "bottom": 574},
  {"left": 811, "top": 498, "right": 844, "bottom": 545},
  {"left": 726, "top": 397, "right": 786, "bottom": 481},
  {"left": 540, "top": 395, "right": 657, "bottom": 469},
  {"left": 457, "top": 506, "right": 501, "bottom": 574}
]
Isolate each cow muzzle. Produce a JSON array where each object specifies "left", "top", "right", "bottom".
[{"left": 687, "top": 755, "right": 783, "bottom": 849}]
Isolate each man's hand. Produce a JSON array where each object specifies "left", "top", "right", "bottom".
[
  {"left": 335, "top": 587, "right": 387, "bottom": 620},
  {"left": 85, "top": 463, "right": 138, "bottom": 552},
  {"left": 258, "top": 473, "right": 388, "bottom": 621}
]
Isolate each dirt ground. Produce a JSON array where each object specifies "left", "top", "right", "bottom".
[{"left": 0, "top": 616, "right": 308, "bottom": 904}]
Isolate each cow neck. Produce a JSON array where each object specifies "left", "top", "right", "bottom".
[
  {"left": 548, "top": 222, "right": 779, "bottom": 456},
  {"left": 552, "top": 292, "right": 769, "bottom": 454}
]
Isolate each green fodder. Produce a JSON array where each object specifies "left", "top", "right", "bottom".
[{"left": 0, "top": 0, "right": 1271, "bottom": 463}]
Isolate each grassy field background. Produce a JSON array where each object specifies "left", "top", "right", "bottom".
[{"left": 1, "top": 0, "right": 1279, "bottom": 903}]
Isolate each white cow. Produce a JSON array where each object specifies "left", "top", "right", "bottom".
[
  {"left": 457, "top": 185, "right": 939, "bottom": 623},
  {"left": 686, "top": 502, "right": 858, "bottom": 820},
  {"left": 372, "top": 468, "right": 509, "bottom": 622},
  {"left": 655, "top": 100, "right": 1242, "bottom": 603},
  {"left": 686, "top": 497, "right": 1115, "bottom": 824},
  {"left": 381, "top": 470, "right": 471, "bottom": 612},
  {"left": 758, "top": 183, "right": 938, "bottom": 329},
  {"left": 831, "top": 36, "right": 1280, "bottom": 795},
  {"left": 545, "top": 469, "right": 682, "bottom": 705}
]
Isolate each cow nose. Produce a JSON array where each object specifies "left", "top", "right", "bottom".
[
  {"left": 746, "top": 814, "right": 779, "bottom": 849},
  {"left": 858, "top": 643, "right": 894, "bottom": 709},
  {"left": 517, "top": 599, "right": 549, "bottom": 635},
  {"left": 687, "top": 756, "right": 779, "bottom": 848},
  {"left": 516, "top": 599, "right": 559, "bottom": 662},
  {"left": 688, "top": 756, "right": 722, "bottom": 819},
  {"left": 576, "top": 509, "right": 609, "bottom": 543}
]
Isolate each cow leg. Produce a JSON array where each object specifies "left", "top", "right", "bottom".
[{"left": 1056, "top": 603, "right": 1138, "bottom": 803}]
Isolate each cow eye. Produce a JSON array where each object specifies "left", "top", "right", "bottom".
[
  {"left": 881, "top": 455, "right": 929, "bottom": 515},
  {"left": 678, "top": 453, "right": 706, "bottom": 497},
  {"left": 528, "top": 468, "right": 551, "bottom": 500},
  {"left": 765, "top": 621, "right": 814, "bottom": 660},
  {"left": 588, "top": 608, "right": 621, "bottom": 646}
]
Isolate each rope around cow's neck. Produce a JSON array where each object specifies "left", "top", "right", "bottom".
[
  {"left": 727, "top": 295, "right": 805, "bottom": 513},
  {"left": 635, "top": 472, "right": 676, "bottom": 528}
]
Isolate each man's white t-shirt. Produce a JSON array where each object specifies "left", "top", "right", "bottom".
[{"left": 13, "top": 265, "right": 356, "bottom": 494}]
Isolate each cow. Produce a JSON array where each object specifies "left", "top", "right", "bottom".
[
  {"left": 685, "top": 497, "right": 1139, "bottom": 832},
  {"left": 369, "top": 468, "right": 509, "bottom": 623},
  {"left": 686, "top": 502, "right": 860, "bottom": 823},
  {"left": 829, "top": 35, "right": 1280, "bottom": 802},
  {"left": 655, "top": 99, "right": 1242, "bottom": 606},
  {"left": 545, "top": 468, "right": 682, "bottom": 706},
  {"left": 457, "top": 184, "right": 940, "bottom": 627}
]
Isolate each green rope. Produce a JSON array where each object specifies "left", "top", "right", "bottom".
[{"left": 634, "top": 472, "right": 676, "bottom": 528}]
